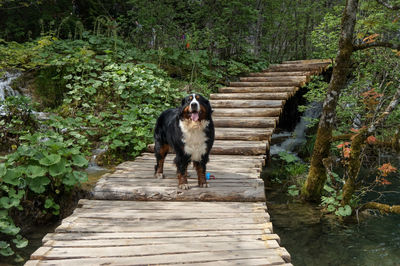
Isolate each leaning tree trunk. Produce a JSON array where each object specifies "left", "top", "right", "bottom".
[{"left": 301, "top": 0, "right": 359, "bottom": 201}]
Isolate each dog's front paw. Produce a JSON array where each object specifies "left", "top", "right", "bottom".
[
  {"left": 178, "top": 184, "right": 190, "bottom": 190},
  {"left": 199, "top": 182, "right": 210, "bottom": 188},
  {"left": 155, "top": 173, "right": 164, "bottom": 179}
]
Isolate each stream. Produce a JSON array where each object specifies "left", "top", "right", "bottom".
[{"left": 266, "top": 102, "right": 400, "bottom": 266}]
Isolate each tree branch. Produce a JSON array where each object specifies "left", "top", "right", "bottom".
[
  {"left": 368, "top": 87, "right": 400, "bottom": 134},
  {"left": 375, "top": 0, "right": 400, "bottom": 10},
  {"left": 360, "top": 202, "right": 400, "bottom": 214},
  {"left": 353, "top": 41, "right": 400, "bottom": 51}
]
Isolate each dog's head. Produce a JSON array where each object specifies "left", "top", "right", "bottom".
[{"left": 180, "top": 93, "right": 212, "bottom": 122}]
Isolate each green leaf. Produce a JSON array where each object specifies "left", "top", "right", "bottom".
[
  {"left": 0, "top": 197, "right": 20, "bottom": 209},
  {"left": 71, "top": 154, "right": 88, "bottom": 167},
  {"left": 49, "top": 158, "right": 67, "bottom": 176},
  {"left": 27, "top": 176, "right": 50, "bottom": 193},
  {"left": 62, "top": 172, "right": 76, "bottom": 186},
  {"left": 73, "top": 171, "right": 88, "bottom": 183},
  {"left": 39, "top": 154, "right": 61, "bottom": 166},
  {"left": 26, "top": 165, "right": 47, "bottom": 178},
  {"left": 0, "top": 241, "right": 14, "bottom": 256},
  {"left": 12, "top": 235, "right": 28, "bottom": 249},
  {"left": 335, "top": 205, "right": 352, "bottom": 216},
  {"left": 0, "top": 164, "right": 6, "bottom": 177},
  {"left": 3, "top": 169, "right": 21, "bottom": 186}
]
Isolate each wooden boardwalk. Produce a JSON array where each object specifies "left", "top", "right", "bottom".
[{"left": 26, "top": 59, "right": 330, "bottom": 265}]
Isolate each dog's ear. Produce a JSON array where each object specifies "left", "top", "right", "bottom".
[{"left": 181, "top": 97, "right": 186, "bottom": 106}]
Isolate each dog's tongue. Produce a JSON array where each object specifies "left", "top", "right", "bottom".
[{"left": 191, "top": 112, "right": 199, "bottom": 122}]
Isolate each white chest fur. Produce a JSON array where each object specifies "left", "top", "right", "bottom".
[{"left": 179, "top": 119, "right": 209, "bottom": 161}]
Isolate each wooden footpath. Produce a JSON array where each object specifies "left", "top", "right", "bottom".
[{"left": 26, "top": 59, "right": 330, "bottom": 265}]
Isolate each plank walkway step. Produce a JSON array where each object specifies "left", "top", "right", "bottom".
[
  {"left": 210, "top": 92, "right": 289, "bottom": 100},
  {"left": 230, "top": 81, "right": 304, "bottom": 87},
  {"left": 213, "top": 108, "right": 282, "bottom": 117},
  {"left": 239, "top": 76, "right": 308, "bottom": 82},
  {"left": 210, "top": 99, "right": 284, "bottom": 108},
  {"left": 219, "top": 86, "right": 298, "bottom": 94},
  {"left": 213, "top": 116, "right": 277, "bottom": 128},
  {"left": 26, "top": 59, "right": 331, "bottom": 266},
  {"left": 265, "top": 62, "right": 330, "bottom": 72},
  {"left": 215, "top": 127, "right": 273, "bottom": 141},
  {"left": 247, "top": 71, "right": 310, "bottom": 77}
]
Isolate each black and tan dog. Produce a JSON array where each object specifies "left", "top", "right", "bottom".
[{"left": 154, "top": 94, "right": 214, "bottom": 189}]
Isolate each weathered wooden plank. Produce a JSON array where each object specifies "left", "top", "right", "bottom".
[
  {"left": 210, "top": 99, "right": 284, "bottom": 108},
  {"left": 42, "top": 229, "right": 269, "bottom": 242},
  {"left": 218, "top": 86, "right": 297, "bottom": 93},
  {"left": 30, "top": 241, "right": 278, "bottom": 259},
  {"left": 42, "top": 237, "right": 278, "bottom": 248},
  {"left": 239, "top": 76, "right": 307, "bottom": 82},
  {"left": 211, "top": 140, "right": 269, "bottom": 155},
  {"left": 215, "top": 127, "right": 273, "bottom": 141},
  {"left": 77, "top": 199, "right": 267, "bottom": 208},
  {"left": 27, "top": 249, "right": 286, "bottom": 265},
  {"left": 281, "top": 59, "right": 331, "bottom": 64},
  {"left": 92, "top": 183, "right": 266, "bottom": 201},
  {"left": 213, "top": 108, "right": 281, "bottom": 117},
  {"left": 211, "top": 92, "right": 289, "bottom": 100},
  {"left": 247, "top": 71, "right": 309, "bottom": 77},
  {"left": 213, "top": 116, "right": 277, "bottom": 128},
  {"left": 265, "top": 62, "right": 330, "bottom": 72},
  {"left": 230, "top": 81, "right": 303, "bottom": 87},
  {"left": 96, "top": 177, "right": 262, "bottom": 186}
]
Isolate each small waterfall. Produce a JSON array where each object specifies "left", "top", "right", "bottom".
[
  {"left": 270, "top": 102, "right": 322, "bottom": 155},
  {"left": 0, "top": 71, "right": 21, "bottom": 101},
  {"left": 86, "top": 147, "right": 109, "bottom": 174}
]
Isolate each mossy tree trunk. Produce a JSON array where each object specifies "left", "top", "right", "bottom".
[
  {"left": 341, "top": 88, "right": 400, "bottom": 206},
  {"left": 301, "top": 0, "right": 359, "bottom": 201}
]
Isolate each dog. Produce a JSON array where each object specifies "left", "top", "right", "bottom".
[{"left": 154, "top": 93, "right": 214, "bottom": 189}]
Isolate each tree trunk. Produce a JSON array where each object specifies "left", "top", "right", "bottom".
[{"left": 301, "top": 0, "right": 359, "bottom": 201}]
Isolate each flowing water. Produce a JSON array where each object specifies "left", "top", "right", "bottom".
[
  {"left": 266, "top": 102, "right": 400, "bottom": 266},
  {"left": 0, "top": 71, "right": 20, "bottom": 102}
]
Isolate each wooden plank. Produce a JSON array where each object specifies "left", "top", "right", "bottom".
[
  {"left": 215, "top": 127, "right": 273, "bottom": 141},
  {"left": 42, "top": 229, "right": 269, "bottom": 242},
  {"left": 230, "top": 81, "right": 303, "bottom": 87},
  {"left": 210, "top": 99, "right": 284, "bottom": 108},
  {"left": 281, "top": 59, "right": 331, "bottom": 64},
  {"left": 211, "top": 140, "right": 269, "bottom": 155},
  {"left": 92, "top": 183, "right": 266, "bottom": 201},
  {"left": 265, "top": 63, "right": 330, "bottom": 72},
  {"left": 239, "top": 76, "right": 307, "bottom": 82},
  {"left": 27, "top": 249, "right": 286, "bottom": 265},
  {"left": 56, "top": 217, "right": 273, "bottom": 232},
  {"left": 247, "top": 71, "right": 309, "bottom": 77},
  {"left": 77, "top": 199, "right": 267, "bottom": 209},
  {"left": 213, "top": 116, "right": 277, "bottom": 128},
  {"left": 218, "top": 86, "right": 297, "bottom": 94},
  {"left": 42, "top": 237, "right": 278, "bottom": 248},
  {"left": 213, "top": 108, "right": 281, "bottom": 117},
  {"left": 30, "top": 242, "right": 279, "bottom": 259},
  {"left": 210, "top": 92, "right": 289, "bottom": 100}
]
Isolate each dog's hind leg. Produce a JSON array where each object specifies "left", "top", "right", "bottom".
[
  {"left": 154, "top": 143, "right": 169, "bottom": 179},
  {"left": 193, "top": 161, "right": 209, "bottom": 188}
]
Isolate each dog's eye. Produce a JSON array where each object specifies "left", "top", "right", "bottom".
[
  {"left": 196, "top": 95, "right": 200, "bottom": 100},
  {"left": 189, "top": 96, "right": 193, "bottom": 100}
]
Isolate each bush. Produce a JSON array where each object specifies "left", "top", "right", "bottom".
[{"left": 0, "top": 131, "right": 88, "bottom": 257}]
